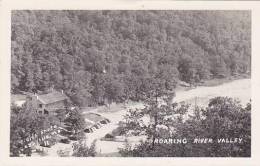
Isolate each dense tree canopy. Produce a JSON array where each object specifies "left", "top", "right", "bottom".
[
  {"left": 11, "top": 11, "right": 251, "bottom": 106},
  {"left": 10, "top": 102, "right": 86, "bottom": 156},
  {"left": 10, "top": 101, "right": 60, "bottom": 156},
  {"left": 119, "top": 97, "right": 251, "bottom": 157}
]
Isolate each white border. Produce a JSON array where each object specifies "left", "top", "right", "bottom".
[{"left": 1, "top": 0, "right": 260, "bottom": 166}]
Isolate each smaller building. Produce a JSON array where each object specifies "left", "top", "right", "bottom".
[
  {"left": 11, "top": 94, "right": 27, "bottom": 107},
  {"left": 33, "top": 90, "right": 69, "bottom": 115}
]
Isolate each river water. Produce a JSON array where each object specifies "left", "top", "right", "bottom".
[
  {"left": 38, "top": 79, "right": 251, "bottom": 156},
  {"left": 87, "top": 79, "right": 251, "bottom": 154},
  {"left": 175, "top": 78, "right": 251, "bottom": 107}
]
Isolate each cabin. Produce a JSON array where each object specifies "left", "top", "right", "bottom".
[
  {"left": 11, "top": 94, "right": 27, "bottom": 107},
  {"left": 33, "top": 90, "right": 68, "bottom": 115}
]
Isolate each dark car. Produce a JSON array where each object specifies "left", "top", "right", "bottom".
[
  {"left": 68, "top": 135, "right": 78, "bottom": 141},
  {"left": 60, "top": 138, "right": 71, "bottom": 144},
  {"left": 64, "top": 126, "right": 73, "bottom": 131},
  {"left": 69, "top": 134, "right": 85, "bottom": 141},
  {"left": 39, "top": 139, "right": 55, "bottom": 147},
  {"left": 100, "top": 118, "right": 110, "bottom": 124},
  {"left": 100, "top": 120, "right": 107, "bottom": 124},
  {"left": 93, "top": 124, "right": 101, "bottom": 129},
  {"left": 59, "top": 129, "right": 73, "bottom": 137},
  {"left": 84, "top": 128, "right": 93, "bottom": 133}
]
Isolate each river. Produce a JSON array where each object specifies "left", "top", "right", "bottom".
[
  {"left": 86, "top": 78, "right": 251, "bottom": 155},
  {"left": 175, "top": 78, "right": 251, "bottom": 107},
  {"left": 39, "top": 78, "right": 251, "bottom": 156}
]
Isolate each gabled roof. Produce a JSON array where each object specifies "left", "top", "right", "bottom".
[
  {"left": 11, "top": 94, "right": 28, "bottom": 107},
  {"left": 11, "top": 94, "right": 27, "bottom": 102},
  {"left": 38, "top": 91, "right": 68, "bottom": 105}
]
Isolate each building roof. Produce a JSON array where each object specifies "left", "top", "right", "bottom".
[
  {"left": 11, "top": 94, "right": 27, "bottom": 107},
  {"left": 37, "top": 91, "right": 68, "bottom": 105},
  {"left": 11, "top": 94, "right": 27, "bottom": 102}
]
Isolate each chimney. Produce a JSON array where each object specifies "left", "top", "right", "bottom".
[{"left": 61, "top": 90, "right": 64, "bottom": 94}]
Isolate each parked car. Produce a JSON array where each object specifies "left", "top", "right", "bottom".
[
  {"left": 39, "top": 140, "right": 55, "bottom": 147},
  {"left": 68, "top": 133, "right": 85, "bottom": 141},
  {"left": 60, "top": 138, "right": 71, "bottom": 144},
  {"left": 64, "top": 126, "right": 73, "bottom": 131},
  {"left": 100, "top": 120, "right": 107, "bottom": 125},
  {"left": 68, "top": 135, "right": 78, "bottom": 141},
  {"left": 59, "top": 129, "right": 73, "bottom": 137},
  {"left": 100, "top": 118, "right": 110, "bottom": 124},
  {"left": 93, "top": 124, "right": 101, "bottom": 129},
  {"left": 84, "top": 128, "right": 93, "bottom": 133}
]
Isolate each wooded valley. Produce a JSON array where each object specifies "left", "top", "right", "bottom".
[{"left": 11, "top": 10, "right": 251, "bottom": 106}]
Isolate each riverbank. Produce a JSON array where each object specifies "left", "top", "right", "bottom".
[
  {"left": 175, "top": 78, "right": 251, "bottom": 108},
  {"left": 200, "top": 74, "right": 250, "bottom": 87},
  {"left": 31, "top": 78, "right": 251, "bottom": 156},
  {"left": 176, "top": 74, "right": 250, "bottom": 91},
  {"left": 81, "top": 78, "right": 251, "bottom": 155}
]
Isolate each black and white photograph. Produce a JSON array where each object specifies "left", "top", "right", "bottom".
[{"left": 8, "top": 10, "right": 252, "bottom": 158}]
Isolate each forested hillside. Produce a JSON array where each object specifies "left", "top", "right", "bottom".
[{"left": 11, "top": 11, "right": 251, "bottom": 106}]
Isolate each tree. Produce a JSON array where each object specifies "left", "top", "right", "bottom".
[
  {"left": 105, "top": 78, "right": 125, "bottom": 104},
  {"left": 64, "top": 107, "right": 86, "bottom": 135},
  {"left": 72, "top": 140, "right": 97, "bottom": 157},
  {"left": 10, "top": 100, "right": 59, "bottom": 156},
  {"left": 11, "top": 10, "right": 251, "bottom": 108},
  {"left": 211, "top": 57, "right": 229, "bottom": 78},
  {"left": 69, "top": 70, "right": 93, "bottom": 107},
  {"left": 119, "top": 97, "right": 251, "bottom": 157},
  {"left": 121, "top": 91, "right": 188, "bottom": 148},
  {"left": 55, "top": 109, "right": 68, "bottom": 124},
  {"left": 178, "top": 54, "right": 196, "bottom": 85},
  {"left": 91, "top": 73, "right": 107, "bottom": 105},
  {"left": 11, "top": 11, "right": 251, "bottom": 157}
]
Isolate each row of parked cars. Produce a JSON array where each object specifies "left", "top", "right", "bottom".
[
  {"left": 58, "top": 113, "right": 111, "bottom": 144},
  {"left": 83, "top": 113, "right": 110, "bottom": 133},
  {"left": 58, "top": 123, "right": 79, "bottom": 144}
]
